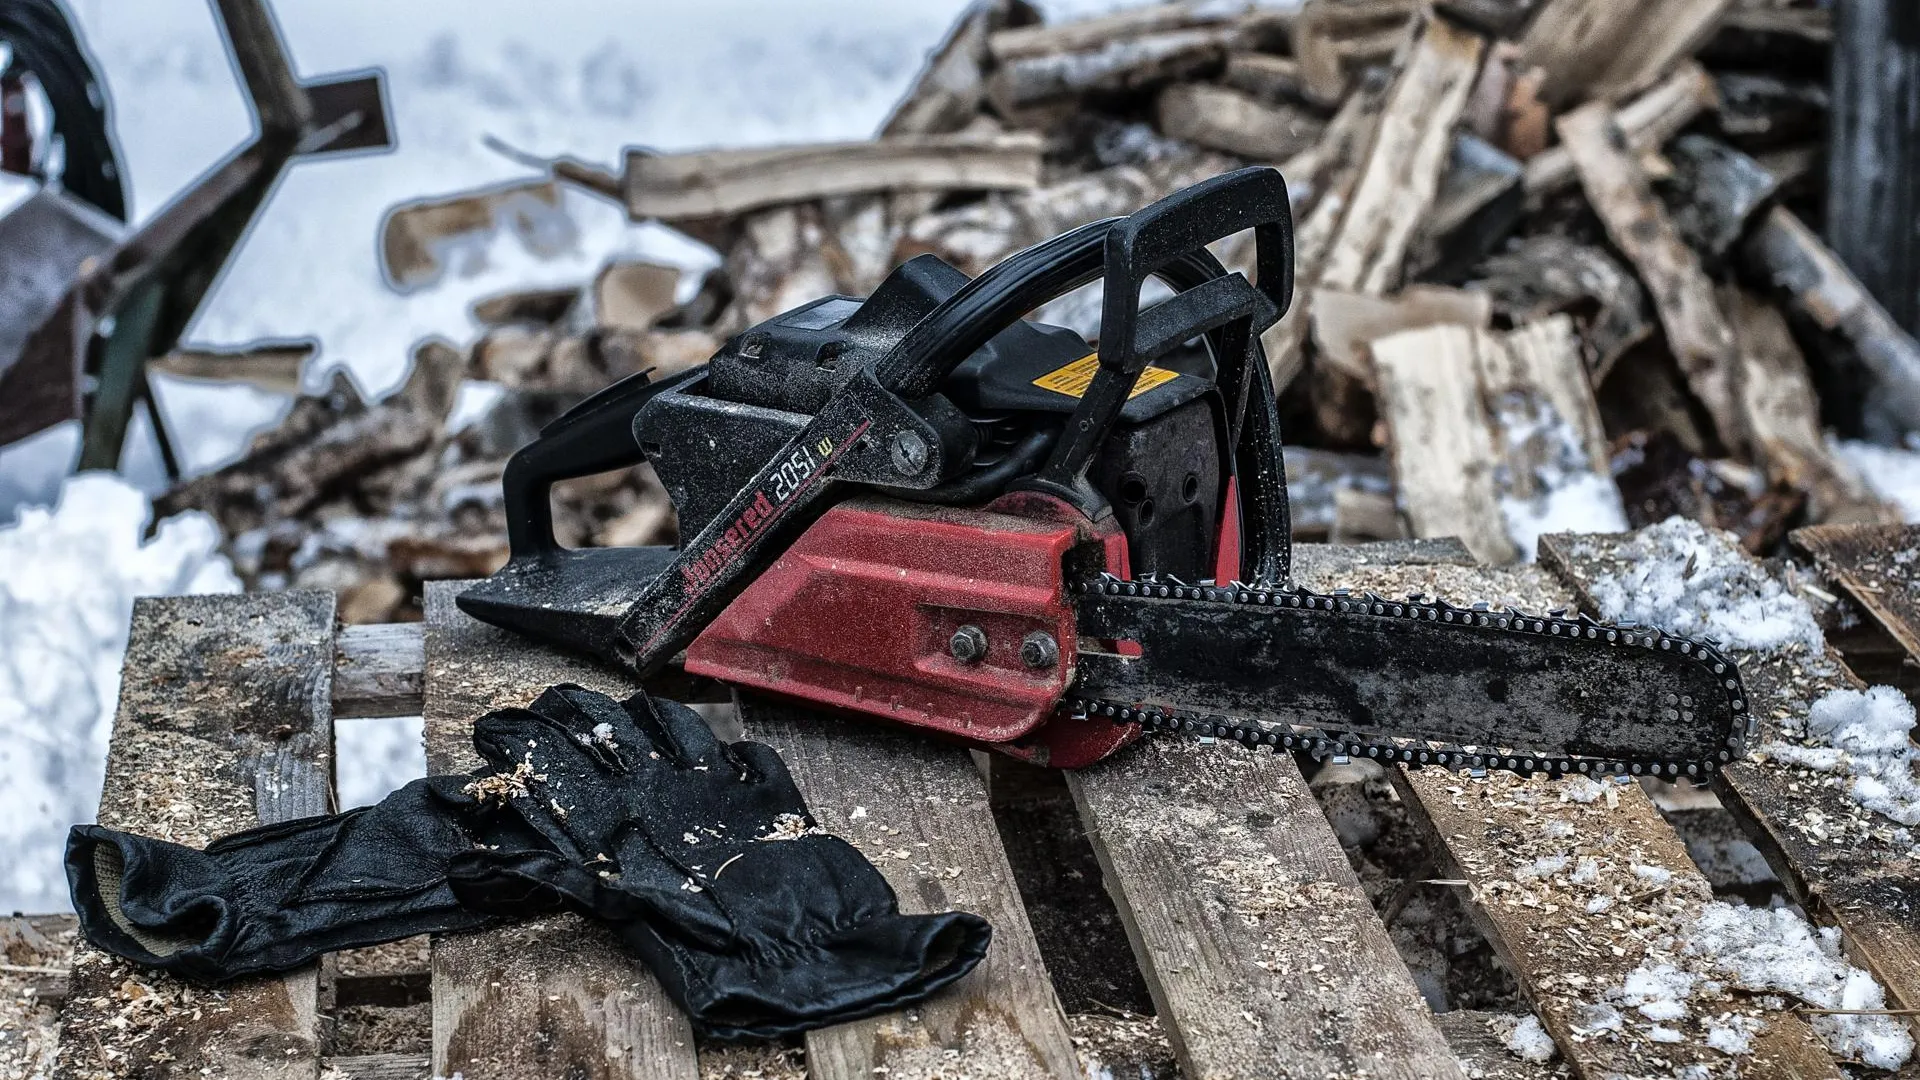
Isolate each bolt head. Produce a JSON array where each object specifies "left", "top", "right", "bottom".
[
  {"left": 949, "top": 624, "right": 988, "bottom": 663},
  {"left": 1020, "top": 631, "right": 1059, "bottom": 670},
  {"left": 889, "top": 431, "right": 930, "bottom": 476}
]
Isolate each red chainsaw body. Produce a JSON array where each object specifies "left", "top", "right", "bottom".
[{"left": 683, "top": 491, "right": 1141, "bottom": 767}]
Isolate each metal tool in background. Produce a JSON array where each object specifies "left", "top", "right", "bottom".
[{"left": 0, "top": 0, "right": 392, "bottom": 477}]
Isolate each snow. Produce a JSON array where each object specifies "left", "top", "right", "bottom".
[
  {"left": 1577, "top": 516, "right": 1825, "bottom": 653},
  {"left": 1584, "top": 901, "right": 1913, "bottom": 1069},
  {"left": 1494, "top": 1014, "right": 1556, "bottom": 1065},
  {"left": 0, "top": 474, "right": 238, "bottom": 912},
  {"left": 1492, "top": 396, "right": 1628, "bottom": 560},
  {"left": 1833, "top": 438, "right": 1920, "bottom": 522},
  {"left": 1685, "top": 903, "right": 1912, "bottom": 1070},
  {"left": 1764, "top": 685, "right": 1920, "bottom": 827}
]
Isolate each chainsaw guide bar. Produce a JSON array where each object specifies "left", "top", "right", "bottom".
[{"left": 1065, "top": 573, "right": 1752, "bottom": 780}]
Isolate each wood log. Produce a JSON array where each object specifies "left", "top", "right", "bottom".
[
  {"left": 1459, "top": 41, "right": 1548, "bottom": 160},
  {"left": 1283, "top": 445, "right": 1394, "bottom": 538},
  {"left": 898, "top": 153, "right": 1229, "bottom": 278},
  {"left": 1517, "top": 0, "right": 1733, "bottom": 108},
  {"left": 1307, "top": 12, "right": 1487, "bottom": 444},
  {"left": 1827, "top": 0, "right": 1920, "bottom": 337},
  {"left": 1330, "top": 485, "right": 1406, "bottom": 542},
  {"left": 1309, "top": 284, "right": 1491, "bottom": 386},
  {"left": 379, "top": 179, "right": 572, "bottom": 292},
  {"left": 881, "top": 0, "right": 1010, "bottom": 138},
  {"left": 1558, "top": 102, "right": 1745, "bottom": 452},
  {"left": 1714, "top": 72, "right": 1828, "bottom": 148},
  {"left": 1467, "top": 235, "right": 1652, "bottom": 384},
  {"left": 1721, "top": 284, "right": 1896, "bottom": 524},
  {"left": 150, "top": 339, "right": 313, "bottom": 395},
  {"left": 1743, "top": 206, "right": 1920, "bottom": 442},
  {"left": 1293, "top": 0, "right": 1419, "bottom": 105},
  {"left": 592, "top": 259, "right": 680, "bottom": 332},
  {"left": 1220, "top": 52, "right": 1304, "bottom": 103},
  {"left": 985, "top": 26, "right": 1232, "bottom": 111},
  {"left": 986, "top": 0, "right": 1246, "bottom": 61},
  {"left": 1409, "top": 132, "right": 1524, "bottom": 282},
  {"left": 1523, "top": 62, "right": 1718, "bottom": 197},
  {"left": 623, "top": 133, "right": 1041, "bottom": 223},
  {"left": 155, "top": 340, "right": 465, "bottom": 537},
  {"left": 1372, "top": 316, "right": 1622, "bottom": 563},
  {"left": 470, "top": 286, "right": 580, "bottom": 329},
  {"left": 1659, "top": 134, "right": 1780, "bottom": 265},
  {"left": 1153, "top": 83, "right": 1324, "bottom": 161}
]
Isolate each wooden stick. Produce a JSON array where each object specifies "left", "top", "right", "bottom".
[
  {"left": 1558, "top": 101, "right": 1745, "bottom": 453},
  {"left": 1523, "top": 63, "right": 1718, "bottom": 197}
]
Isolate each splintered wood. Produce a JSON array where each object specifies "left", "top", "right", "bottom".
[
  {"left": 421, "top": 583, "right": 698, "bottom": 1080},
  {"left": 736, "top": 696, "right": 1079, "bottom": 1080},
  {"left": 1068, "top": 736, "right": 1465, "bottom": 1080},
  {"left": 1371, "top": 315, "right": 1620, "bottom": 564},
  {"left": 1557, "top": 102, "right": 1745, "bottom": 454},
  {"left": 1793, "top": 524, "right": 1920, "bottom": 666},
  {"left": 1540, "top": 531, "right": 1920, "bottom": 1044},
  {"left": 1288, "top": 543, "right": 1839, "bottom": 1079},
  {"left": 56, "top": 592, "right": 337, "bottom": 1080},
  {"left": 1517, "top": 0, "right": 1732, "bottom": 107}
]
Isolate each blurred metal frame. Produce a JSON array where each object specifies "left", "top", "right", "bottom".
[{"left": 0, "top": 0, "right": 393, "bottom": 476}]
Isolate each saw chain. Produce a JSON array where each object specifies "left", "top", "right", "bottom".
[{"left": 1062, "top": 573, "right": 1754, "bottom": 781}]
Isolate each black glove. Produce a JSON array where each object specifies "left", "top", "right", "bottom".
[
  {"left": 66, "top": 774, "right": 523, "bottom": 983},
  {"left": 447, "top": 685, "right": 992, "bottom": 1040}
]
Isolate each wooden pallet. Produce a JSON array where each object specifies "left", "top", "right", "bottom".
[{"left": 50, "top": 537, "right": 1920, "bottom": 1078}]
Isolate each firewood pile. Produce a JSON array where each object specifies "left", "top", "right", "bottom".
[{"left": 158, "top": 0, "right": 1917, "bottom": 624}]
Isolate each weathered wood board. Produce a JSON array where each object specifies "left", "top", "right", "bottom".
[
  {"left": 1793, "top": 524, "right": 1920, "bottom": 662},
  {"left": 1291, "top": 544, "right": 1839, "bottom": 1078},
  {"left": 1067, "top": 730, "right": 1466, "bottom": 1080},
  {"left": 1540, "top": 532, "right": 1920, "bottom": 1033},
  {"left": 56, "top": 592, "right": 336, "bottom": 1080},
  {"left": 736, "top": 695, "right": 1080, "bottom": 1080},
  {"left": 334, "top": 621, "right": 426, "bottom": 719},
  {"left": 421, "top": 583, "right": 698, "bottom": 1080}
]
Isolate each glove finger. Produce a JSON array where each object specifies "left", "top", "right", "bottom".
[
  {"left": 445, "top": 849, "right": 592, "bottom": 916},
  {"left": 728, "top": 739, "right": 801, "bottom": 791},
  {"left": 628, "top": 693, "right": 727, "bottom": 768}
]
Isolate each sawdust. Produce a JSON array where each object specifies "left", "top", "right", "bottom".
[
  {"left": 461, "top": 757, "right": 541, "bottom": 806},
  {"left": 1068, "top": 1009, "right": 1179, "bottom": 1080},
  {"left": 0, "top": 917, "right": 70, "bottom": 1080},
  {"left": 698, "top": 1041, "right": 806, "bottom": 1079},
  {"left": 327, "top": 1000, "right": 431, "bottom": 1056}
]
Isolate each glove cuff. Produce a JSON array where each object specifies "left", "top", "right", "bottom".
[{"left": 66, "top": 825, "right": 234, "bottom": 981}]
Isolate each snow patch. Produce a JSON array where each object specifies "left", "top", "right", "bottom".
[
  {"left": 1492, "top": 395, "right": 1627, "bottom": 560},
  {"left": 1833, "top": 438, "right": 1920, "bottom": 522},
  {"left": 0, "top": 474, "right": 240, "bottom": 911},
  {"left": 1764, "top": 685, "right": 1920, "bottom": 826},
  {"left": 1576, "top": 517, "right": 1824, "bottom": 653},
  {"left": 1494, "top": 1014, "right": 1556, "bottom": 1065}
]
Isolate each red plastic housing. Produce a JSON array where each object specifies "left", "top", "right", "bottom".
[{"left": 684, "top": 492, "right": 1138, "bottom": 766}]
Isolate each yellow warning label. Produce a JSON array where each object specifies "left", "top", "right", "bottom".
[{"left": 1032, "top": 354, "right": 1180, "bottom": 400}]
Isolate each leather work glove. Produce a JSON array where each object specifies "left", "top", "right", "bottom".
[
  {"left": 446, "top": 684, "right": 992, "bottom": 1041},
  {"left": 66, "top": 775, "right": 525, "bottom": 983}
]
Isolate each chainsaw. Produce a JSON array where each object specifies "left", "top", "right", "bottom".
[{"left": 458, "top": 167, "right": 1750, "bottom": 777}]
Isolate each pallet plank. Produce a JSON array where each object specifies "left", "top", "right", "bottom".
[
  {"left": 421, "top": 582, "right": 697, "bottom": 1080},
  {"left": 56, "top": 591, "right": 336, "bottom": 1080},
  {"left": 1289, "top": 545, "right": 1840, "bottom": 1078},
  {"left": 1540, "top": 531, "right": 1920, "bottom": 1036},
  {"left": 734, "top": 694, "right": 1079, "bottom": 1080},
  {"left": 334, "top": 621, "right": 425, "bottom": 718},
  {"left": 1794, "top": 525, "right": 1920, "bottom": 661},
  {"left": 1067, "top": 724, "right": 1465, "bottom": 1079}
]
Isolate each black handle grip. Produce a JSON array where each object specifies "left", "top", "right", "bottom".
[{"left": 1100, "top": 167, "right": 1292, "bottom": 381}]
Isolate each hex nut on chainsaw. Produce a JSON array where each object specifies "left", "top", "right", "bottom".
[
  {"left": 1021, "top": 631, "right": 1059, "bottom": 670},
  {"left": 950, "top": 624, "right": 989, "bottom": 663}
]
